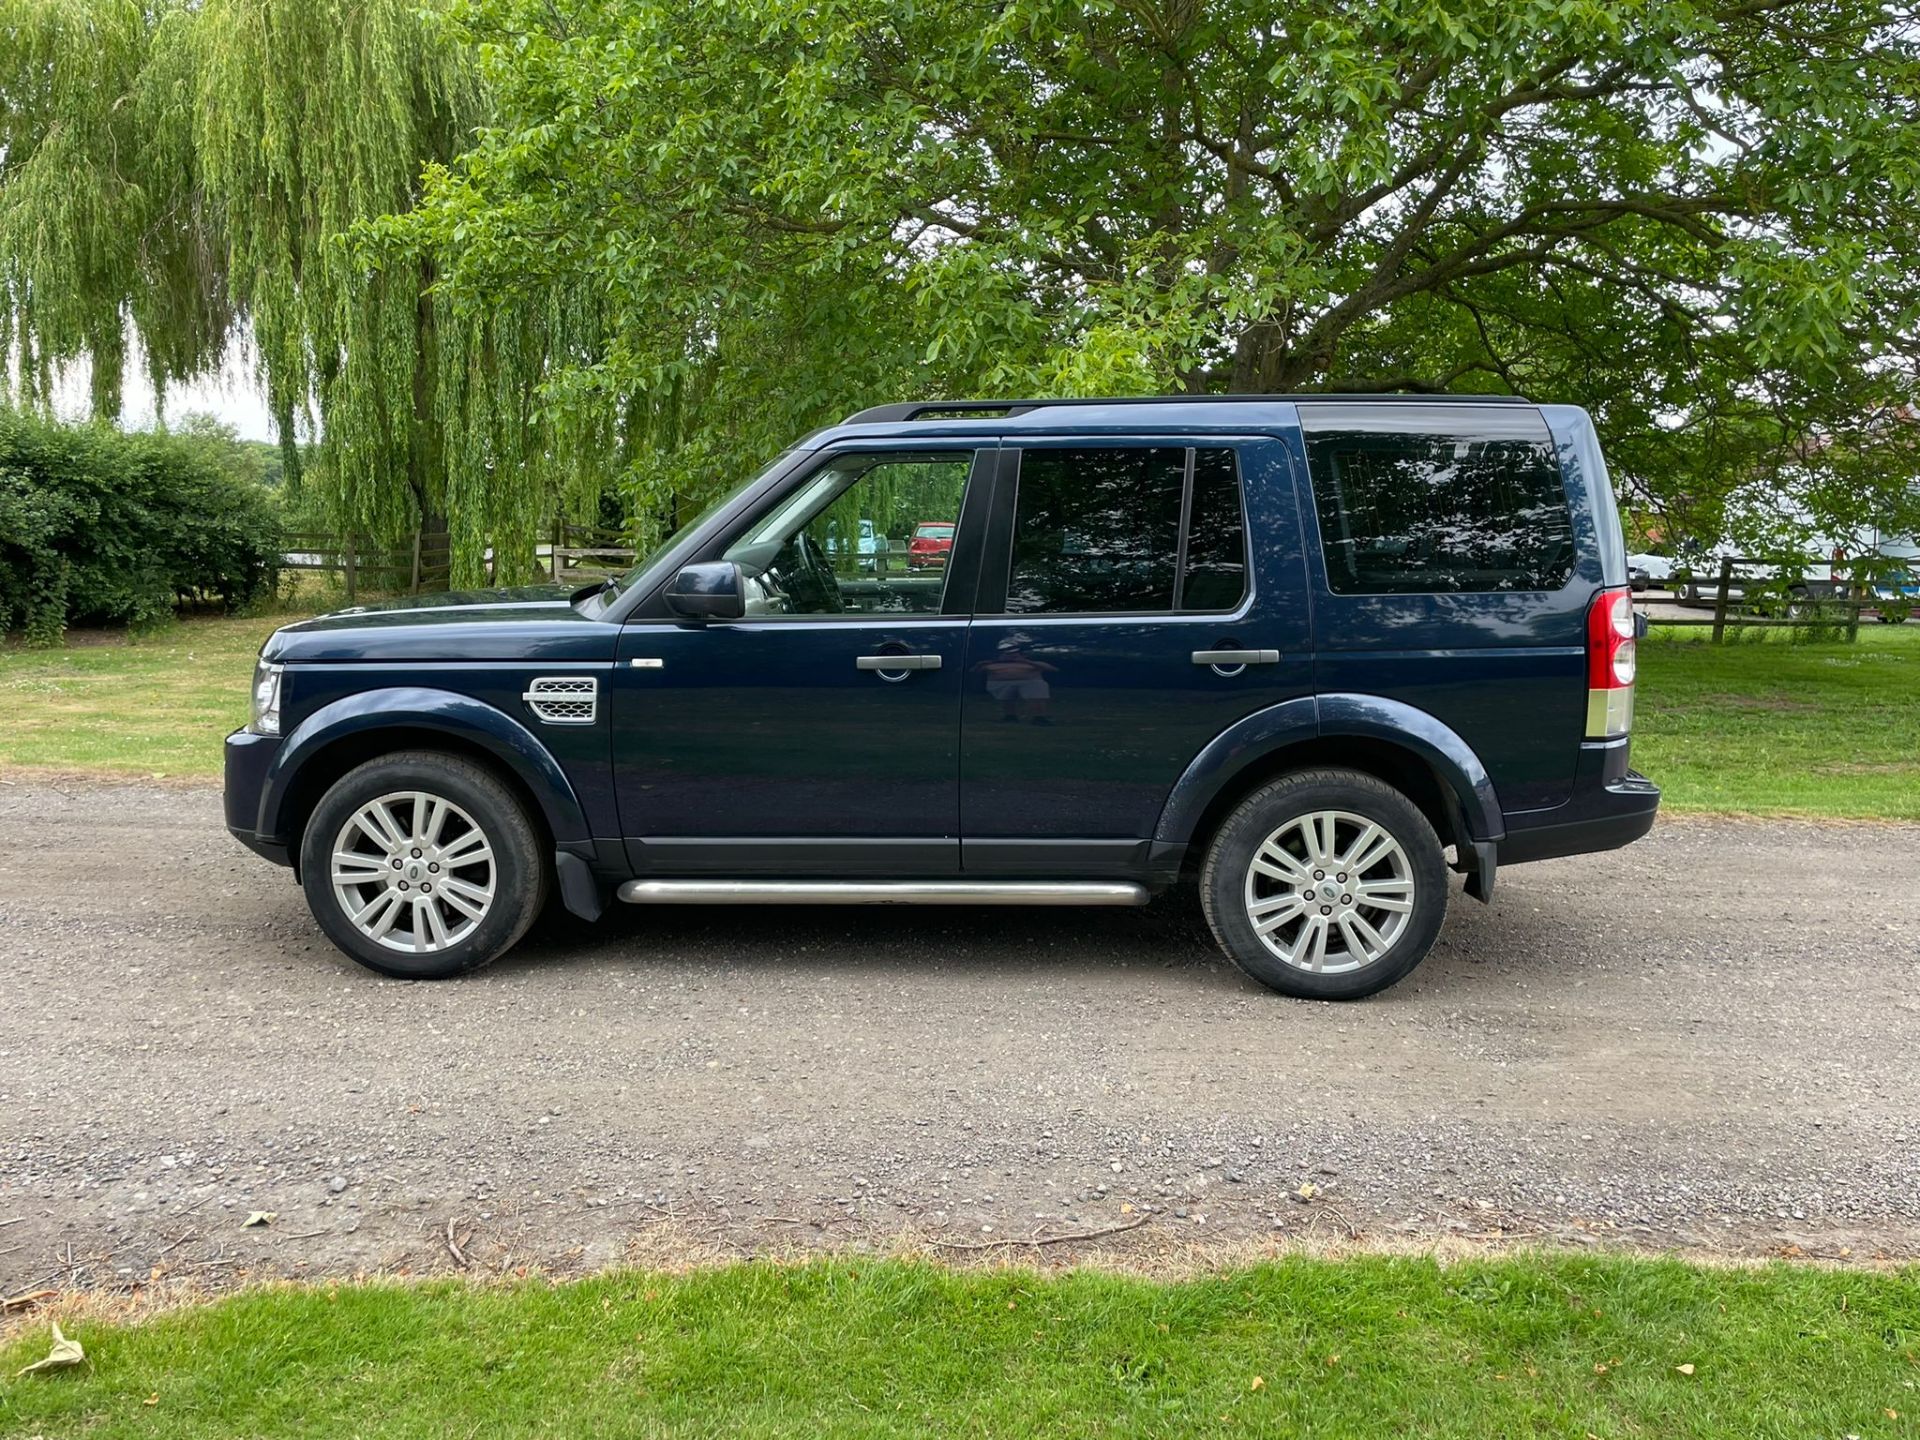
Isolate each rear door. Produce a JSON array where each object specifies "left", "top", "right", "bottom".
[
  {"left": 1295, "top": 402, "right": 1588, "bottom": 814},
  {"left": 958, "top": 436, "right": 1313, "bottom": 870}
]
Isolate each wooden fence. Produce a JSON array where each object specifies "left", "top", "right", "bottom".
[
  {"left": 280, "top": 531, "right": 457, "bottom": 603},
  {"left": 1660, "top": 557, "right": 1882, "bottom": 641},
  {"left": 283, "top": 523, "right": 644, "bottom": 600},
  {"left": 548, "top": 523, "right": 637, "bottom": 581}
]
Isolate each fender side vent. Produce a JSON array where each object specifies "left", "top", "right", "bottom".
[{"left": 523, "top": 676, "right": 598, "bottom": 725}]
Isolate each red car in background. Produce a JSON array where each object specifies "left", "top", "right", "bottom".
[{"left": 908, "top": 520, "right": 956, "bottom": 570}]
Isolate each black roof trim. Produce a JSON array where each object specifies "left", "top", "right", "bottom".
[{"left": 841, "top": 394, "right": 1532, "bottom": 425}]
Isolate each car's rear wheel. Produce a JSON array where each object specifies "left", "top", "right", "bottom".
[
  {"left": 299, "top": 751, "right": 547, "bottom": 979},
  {"left": 1200, "top": 769, "right": 1448, "bottom": 1000}
]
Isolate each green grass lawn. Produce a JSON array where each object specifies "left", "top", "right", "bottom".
[
  {"left": 1632, "top": 623, "right": 1920, "bottom": 820},
  {"left": 2, "top": 611, "right": 1915, "bottom": 819},
  {"left": 0, "top": 612, "right": 294, "bottom": 778},
  {"left": 1, "top": 1256, "right": 1915, "bottom": 1438}
]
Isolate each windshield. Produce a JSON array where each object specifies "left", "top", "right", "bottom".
[{"left": 611, "top": 448, "right": 797, "bottom": 592}]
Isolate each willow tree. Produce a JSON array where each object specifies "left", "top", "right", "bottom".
[
  {"left": 0, "top": 0, "right": 565, "bottom": 578},
  {"left": 403, "top": 0, "right": 1920, "bottom": 551}
]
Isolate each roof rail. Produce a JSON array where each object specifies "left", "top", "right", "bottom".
[{"left": 840, "top": 393, "right": 1531, "bottom": 425}]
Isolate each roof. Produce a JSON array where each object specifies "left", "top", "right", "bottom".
[{"left": 841, "top": 394, "right": 1532, "bottom": 425}]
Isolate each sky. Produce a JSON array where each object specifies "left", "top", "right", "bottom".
[{"left": 46, "top": 326, "right": 282, "bottom": 442}]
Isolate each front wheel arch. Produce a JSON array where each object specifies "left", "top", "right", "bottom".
[
  {"left": 260, "top": 689, "right": 590, "bottom": 870},
  {"left": 275, "top": 726, "right": 558, "bottom": 883}
]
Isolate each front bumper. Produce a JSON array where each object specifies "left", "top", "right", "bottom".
[
  {"left": 224, "top": 728, "right": 290, "bottom": 866},
  {"left": 1498, "top": 739, "right": 1660, "bottom": 867}
]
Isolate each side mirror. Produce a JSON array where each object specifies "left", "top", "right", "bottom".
[{"left": 665, "top": 560, "right": 746, "bottom": 621}]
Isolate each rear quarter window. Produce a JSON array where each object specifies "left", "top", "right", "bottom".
[{"left": 1299, "top": 404, "right": 1574, "bottom": 595}]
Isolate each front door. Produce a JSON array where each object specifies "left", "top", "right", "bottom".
[
  {"left": 613, "top": 445, "right": 989, "bottom": 875},
  {"left": 959, "top": 437, "right": 1313, "bottom": 870}
]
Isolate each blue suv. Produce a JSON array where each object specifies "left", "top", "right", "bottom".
[{"left": 225, "top": 396, "right": 1658, "bottom": 998}]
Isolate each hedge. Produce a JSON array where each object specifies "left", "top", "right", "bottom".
[{"left": 0, "top": 411, "right": 283, "bottom": 645}]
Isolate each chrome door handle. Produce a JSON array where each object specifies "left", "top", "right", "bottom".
[
  {"left": 1191, "top": 649, "right": 1279, "bottom": 666},
  {"left": 856, "top": 654, "right": 942, "bottom": 671}
]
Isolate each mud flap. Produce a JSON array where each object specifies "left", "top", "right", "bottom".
[
  {"left": 1462, "top": 838, "right": 1497, "bottom": 903},
  {"left": 555, "top": 851, "right": 605, "bottom": 922}
]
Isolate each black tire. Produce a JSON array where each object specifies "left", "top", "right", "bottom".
[
  {"left": 299, "top": 750, "right": 547, "bottom": 979},
  {"left": 1199, "top": 768, "right": 1449, "bottom": 1000}
]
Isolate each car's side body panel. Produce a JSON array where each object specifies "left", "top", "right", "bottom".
[
  {"left": 225, "top": 396, "right": 1657, "bottom": 922},
  {"left": 957, "top": 434, "right": 1314, "bottom": 847},
  {"left": 1289, "top": 402, "right": 1595, "bottom": 817}
]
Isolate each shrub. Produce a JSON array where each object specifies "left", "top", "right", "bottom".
[{"left": 0, "top": 411, "right": 284, "bottom": 644}]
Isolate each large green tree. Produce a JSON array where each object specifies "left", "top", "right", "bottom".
[
  {"left": 398, "top": 0, "right": 1920, "bottom": 550},
  {"left": 0, "top": 0, "right": 549, "bottom": 576}
]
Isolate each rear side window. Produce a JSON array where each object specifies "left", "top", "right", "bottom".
[
  {"left": 1004, "top": 446, "right": 1249, "bottom": 614},
  {"left": 1300, "top": 405, "right": 1574, "bottom": 594}
]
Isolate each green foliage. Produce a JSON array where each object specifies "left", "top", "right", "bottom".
[
  {"left": 6, "top": 1, "right": 1920, "bottom": 566},
  {"left": 394, "top": 0, "right": 1920, "bottom": 546},
  {"left": 0, "top": 411, "right": 284, "bottom": 644},
  {"left": 0, "top": 0, "right": 499, "bottom": 572}
]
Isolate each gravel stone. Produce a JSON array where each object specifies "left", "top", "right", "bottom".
[{"left": 1, "top": 780, "right": 1917, "bottom": 1290}]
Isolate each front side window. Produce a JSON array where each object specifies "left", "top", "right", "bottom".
[
  {"left": 1300, "top": 406, "right": 1574, "bottom": 595},
  {"left": 1003, "top": 446, "right": 1249, "bottom": 615},
  {"left": 724, "top": 451, "right": 974, "bottom": 615}
]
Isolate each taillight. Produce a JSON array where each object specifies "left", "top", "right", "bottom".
[{"left": 1586, "top": 586, "right": 1636, "bottom": 738}]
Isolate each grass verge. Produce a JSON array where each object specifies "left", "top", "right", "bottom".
[
  {"left": 2, "top": 612, "right": 1916, "bottom": 820},
  {"left": 0, "top": 612, "right": 295, "bottom": 778},
  {"left": 1633, "top": 624, "right": 1920, "bottom": 820},
  {"left": 1, "top": 1256, "right": 1917, "bottom": 1439}
]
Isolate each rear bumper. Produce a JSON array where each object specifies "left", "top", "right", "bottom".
[
  {"left": 225, "top": 729, "right": 291, "bottom": 867},
  {"left": 1498, "top": 740, "right": 1660, "bottom": 867}
]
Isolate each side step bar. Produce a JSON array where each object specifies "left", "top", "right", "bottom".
[{"left": 616, "top": 879, "right": 1150, "bottom": 907}]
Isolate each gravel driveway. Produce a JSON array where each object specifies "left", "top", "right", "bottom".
[{"left": 2, "top": 779, "right": 1917, "bottom": 1294}]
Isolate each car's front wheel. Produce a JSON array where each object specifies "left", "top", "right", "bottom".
[
  {"left": 299, "top": 751, "right": 547, "bottom": 979},
  {"left": 1200, "top": 769, "right": 1449, "bottom": 1000}
]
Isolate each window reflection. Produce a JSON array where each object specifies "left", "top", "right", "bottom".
[
  {"left": 1006, "top": 448, "right": 1186, "bottom": 614},
  {"left": 1305, "top": 427, "right": 1574, "bottom": 595},
  {"left": 1180, "top": 448, "right": 1248, "bottom": 610}
]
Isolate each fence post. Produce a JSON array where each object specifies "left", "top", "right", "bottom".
[
  {"left": 551, "top": 516, "right": 563, "bottom": 580},
  {"left": 344, "top": 535, "right": 357, "bottom": 605},
  {"left": 1710, "top": 556, "right": 1732, "bottom": 642},
  {"left": 410, "top": 529, "right": 423, "bottom": 594}
]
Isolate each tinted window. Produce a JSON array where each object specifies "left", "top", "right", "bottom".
[
  {"left": 1301, "top": 407, "right": 1574, "bottom": 594},
  {"left": 1179, "top": 448, "right": 1248, "bottom": 609},
  {"left": 1006, "top": 448, "right": 1185, "bottom": 613}
]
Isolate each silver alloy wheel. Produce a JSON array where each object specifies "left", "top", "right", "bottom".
[
  {"left": 1242, "top": 809, "right": 1415, "bottom": 975},
  {"left": 329, "top": 790, "right": 496, "bottom": 954}
]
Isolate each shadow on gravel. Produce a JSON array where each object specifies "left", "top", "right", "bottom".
[{"left": 487, "top": 876, "right": 1576, "bottom": 1002}]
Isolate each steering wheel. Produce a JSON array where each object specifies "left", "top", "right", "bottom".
[{"left": 772, "top": 530, "right": 844, "bottom": 614}]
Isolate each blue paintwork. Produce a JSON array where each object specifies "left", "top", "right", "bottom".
[
  {"left": 1150, "top": 693, "right": 1504, "bottom": 848},
  {"left": 612, "top": 615, "right": 969, "bottom": 854},
  {"left": 1284, "top": 405, "right": 1599, "bottom": 814},
  {"left": 1151, "top": 696, "right": 1321, "bottom": 845},
  {"left": 663, "top": 561, "right": 746, "bottom": 617},
  {"left": 1312, "top": 693, "right": 1505, "bottom": 839},
  {"left": 223, "top": 395, "right": 1655, "bottom": 893},
  {"left": 960, "top": 436, "right": 1314, "bottom": 841}
]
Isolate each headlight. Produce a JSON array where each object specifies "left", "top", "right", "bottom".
[{"left": 249, "top": 661, "right": 284, "bottom": 736}]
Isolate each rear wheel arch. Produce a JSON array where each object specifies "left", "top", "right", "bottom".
[
  {"left": 1157, "top": 697, "right": 1502, "bottom": 873},
  {"left": 1175, "top": 734, "right": 1473, "bottom": 874}
]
